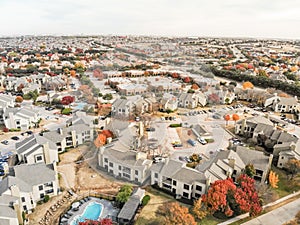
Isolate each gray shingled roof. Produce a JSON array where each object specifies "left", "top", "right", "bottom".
[
  {"left": 172, "top": 167, "right": 206, "bottom": 184},
  {"left": 13, "top": 163, "right": 56, "bottom": 187},
  {"left": 0, "top": 176, "right": 32, "bottom": 194},
  {"left": 236, "top": 146, "right": 271, "bottom": 171},
  {"left": 117, "top": 196, "right": 140, "bottom": 221}
]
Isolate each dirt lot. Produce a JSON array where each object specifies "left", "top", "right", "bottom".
[{"left": 28, "top": 145, "right": 123, "bottom": 225}]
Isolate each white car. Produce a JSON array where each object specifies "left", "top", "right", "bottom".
[{"left": 197, "top": 137, "right": 207, "bottom": 145}]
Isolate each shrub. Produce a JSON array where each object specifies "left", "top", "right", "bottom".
[
  {"left": 61, "top": 108, "right": 72, "bottom": 115},
  {"left": 169, "top": 123, "right": 182, "bottom": 128},
  {"left": 43, "top": 195, "right": 50, "bottom": 203},
  {"left": 142, "top": 195, "right": 150, "bottom": 206}
]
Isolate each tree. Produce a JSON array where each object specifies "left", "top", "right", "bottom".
[
  {"left": 269, "top": 171, "right": 279, "bottom": 188},
  {"left": 232, "top": 114, "right": 240, "bottom": 124},
  {"left": 225, "top": 97, "right": 230, "bottom": 105},
  {"left": 286, "top": 159, "right": 300, "bottom": 179},
  {"left": 183, "top": 77, "right": 191, "bottom": 83},
  {"left": 208, "top": 93, "right": 220, "bottom": 105},
  {"left": 158, "top": 202, "right": 196, "bottom": 225},
  {"left": 224, "top": 114, "right": 230, "bottom": 126},
  {"left": 244, "top": 164, "right": 256, "bottom": 178},
  {"left": 193, "top": 198, "right": 208, "bottom": 220},
  {"left": 61, "top": 96, "right": 75, "bottom": 105},
  {"left": 116, "top": 184, "right": 133, "bottom": 204},
  {"left": 242, "top": 81, "right": 254, "bottom": 90},
  {"left": 191, "top": 83, "right": 199, "bottom": 90},
  {"left": 202, "top": 174, "right": 262, "bottom": 218},
  {"left": 15, "top": 96, "right": 23, "bottom": 103},
  {"left": 78, "top": 218, "right": 112, "bottom": 225}
]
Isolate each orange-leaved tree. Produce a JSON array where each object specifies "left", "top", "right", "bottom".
[
  {"left": 224, "top": 114, "right": 231, "bottom": 126},
  {"left": 242, "top": 81, "right": 254, "bottom": 90},
  {"left": 269, "top": 171, "right": 279, "bottom": 188},
  {"left": 193, "top": 198, "right": 208, "bottom": 220},
  {"left": 15, "top": 96, "right": 23, "bottom": 103},
  {"left": 232, "top": 114, "right": 240, "bottom": 124},
  {"left": 158, "top": 202, "right": 196, "bottom": 225}
]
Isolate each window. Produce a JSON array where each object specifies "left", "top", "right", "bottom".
[
  {"left": 123, "top": 173, "right": 130, "bottom": 179},
  {"left": 21, "top": 197, "right": 25, "bottom": 202},
  {"left": 23, "top": 205, "right": 27, "bottom": 211},
  {"left": 281, "top": 156, "right": 284, "bottom": 159},
  {"left": 135, "top": 178, "right": 139, "bottom": 182},
  {"left": 104, "top": 158, "right": 108, "bottom": 163},
  {"left": 40, "top": 193, "right": 44, "bottom": 199},
  {"left": 195, "top": 193, "right": 201, "bottom": 198},
  {"left": 119, "top": 165, "right": 122, "bottom": 170},
  {"left": 196, "top": 185, "right": 202, "bottom": 192},
  {"left": 154, "top": 173, "right": 158, "bottom": 178},
  {"left": 39, "top": 185, "right": 43, "bottom": 191},
  {"left": 36, "top": 155, "right": 43, "bottom": 161},
  {"left": 135, "top": 170, "right": 138, "bottom": 176},
  {"left": 172, "top": 180, "right": 177, "bottom": 186},
  {"left": 184, "top": 184, "right": 189, "bottom": 190},
  {"left": 183, "top": 192, "right": 189, "bottom": 198},
  {"left": 109, "top": 162, "right": 113, "bottom": 167},
  {"left": 109, "top": 169, "right": 113, "bottom": 174}
]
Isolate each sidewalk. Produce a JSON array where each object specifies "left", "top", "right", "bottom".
[{"left": 218, "top": 191, "right": 300, "bottom": 225}]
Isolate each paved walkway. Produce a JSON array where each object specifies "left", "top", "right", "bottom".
[
  {"left": 218, "top": 191, "right": 300, "bottom": 225},
  {"left": 242, "top": 197, "right": 300, "bottom": 225}
]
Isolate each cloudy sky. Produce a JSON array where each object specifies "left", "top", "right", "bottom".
[{"left": 0, "top": 0, "right": 299, "bottom": 39}]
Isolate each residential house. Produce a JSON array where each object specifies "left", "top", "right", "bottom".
[
  {"left": 111, "top": 98, "right": 135, "bottom": 118},
  {"left": 0, "top": 195, "right": 20, "bottom": 225},
  {"left": 197, "top": 147, "right": 272, "bottom": 183},
  {"left": 43, "top": 123, "right": 93, "bottom": 152},
  {"left": 235, "top": 116, "right": 274, "bottom": 138},
  {"left": 0, "top": 163, "right": 58, "bottom": 224},
  {"left": 117, "top": 83, "right": 148, "bottom": 96},
  {"left": 16, "top": 134, "right": 58, "bottom": 165},
  {"left": 0, "top": 94, "right": 15, "bottom": 124},
  {"left": 178, "top": 93, "right": 198, "bottom": 109},
  {"left": 98, "top": 148, "right": 152, "bottom": 184},
  {"left": 3, "top": 107, "right": 40, "bottom": 131},
  {"left": 160, "top": 93, "right": 178, "bottom": 112},
  {"left": 273, "top": 96, "right": 298, "bottom": 113},
  {"left": 150, "top": 158, "right": 207, "bottom": 199}
]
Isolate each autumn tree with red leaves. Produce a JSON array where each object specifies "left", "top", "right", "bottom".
[
  {"left": 78, "top": 218, "right": 112, "bottom": 225},
  {"left": 61, "top": 96, "right": 75, "bottom": 105},
  {"left": 183, "top": 76, "right": 191, "bottom": 83},
  {"left": 201, "top": 174, "right": 262, "bottom": 218}
]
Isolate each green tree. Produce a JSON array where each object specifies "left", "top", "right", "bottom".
[
  {"left": 116, "top": 184, "right": 133, "bottom": 204},
  {"left": 244, "top": 164, "right": 256, "bottom": 178}
]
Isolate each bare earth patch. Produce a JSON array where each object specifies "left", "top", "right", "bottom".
[{"left": 28, "top": 145, "right": 123, "bottom": 225}]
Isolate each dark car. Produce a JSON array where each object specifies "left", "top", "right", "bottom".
[
  {"left": 1, "top": 140, "right": 8, "bottom": 145},
  {"left": 11, "top": 136, "right": 19, "bottom": 141},
  {"left": 26, "top": 131, "right": 33, "bottom": 135},
  {"left": 146, "top": 127, "right": 155, "bottom": 132}
]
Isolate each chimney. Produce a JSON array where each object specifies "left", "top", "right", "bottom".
[{"left": 228, "top": 157, "right": 235, "bottom": 168}]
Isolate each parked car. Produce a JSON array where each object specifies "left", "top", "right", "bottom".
[
  {"left": 1, "top": 140, "right": 8, "bottom": 145},
  {"left": 146, "top": 127, "right": 155, "bottom": 132},
  {"left": 11, "top": 136, "right": 19, "bottom": 141},
  {"left": 187, "top": 139, "right": 197, "bottom": 146},
  {"left": 26, "top": 131, "right": 33, "bottom": 135},
  {"left": 197, "top": 137, "right": 207, "bottom": 145}
]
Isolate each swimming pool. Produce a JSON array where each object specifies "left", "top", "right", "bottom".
[
  {"left": 71, "top": 202, "right": 103, "bottom": 225},
  {"left": 72, "top": 102, "right": 87, "bottom": 110}
]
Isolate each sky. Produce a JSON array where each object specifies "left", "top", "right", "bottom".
[{"left": 0, "top": 0, "right": 299, "bottom": 39}]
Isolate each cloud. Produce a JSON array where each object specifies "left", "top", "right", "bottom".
[{"left": 0, "top": 0, "right": 299, "bottom": 39}]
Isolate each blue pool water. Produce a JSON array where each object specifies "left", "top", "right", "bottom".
[
  {"left": 73, "top": 102, "right": 87, "bottom": 110},
  {"left": 71, "top": 202, "right": 103, "bottom": 225}
]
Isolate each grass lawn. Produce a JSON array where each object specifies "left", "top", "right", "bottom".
[
  {"left": 198, "top": 215, "right": 225, "bottom": 225},
  {"left": 271, "top": 166, "right": 300, "bottom": 198}
]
